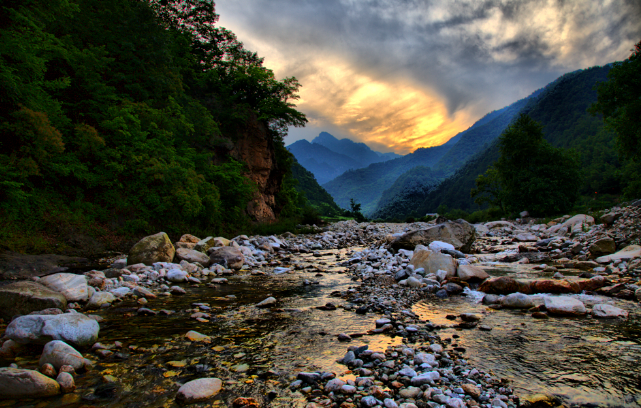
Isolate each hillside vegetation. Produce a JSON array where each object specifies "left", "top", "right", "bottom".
[{"left": 0, "top": 0, "right": 308, "bottom": 253}]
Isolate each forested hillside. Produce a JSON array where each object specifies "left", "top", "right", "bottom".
[
  {"left": 410, "top": 65, "right": 627, "bottom": 218},
  {"left": 0, "top": 0, "right": 307, "bottom": 254},
  {"left": 323, "top": 145, "right": 452, "bottom": 215},
  {"left": 290, "top": 159, "right": 342, "bottom": 216}
]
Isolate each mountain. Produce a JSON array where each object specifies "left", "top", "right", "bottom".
[
  {"left": 323, "top": 87, "right": 544, "bottom": 217},
  {"left": 286, "top": 132, "right": 402, "bottom": 184},
  {"left": 322, "top": 145, "right": 452, "bottom": 215},
  {"left": 376, "top": 64, "right": 620, "bottom": 219},
  {"left": 290, "top": 159, "right": 342, "bottom": 216},
  {"left": 287, "top": 140, "right": 361, "bottom": 184}
]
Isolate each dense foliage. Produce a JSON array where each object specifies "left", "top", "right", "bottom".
[
  {"left": 480, "top": 114, "right": 582, "bottom": 216},
  {"left": 290, "top": 159, "right": 342, "bottom": 216},
  {"left": 0, "top": 0, "right": 307, "bottom": 253}
]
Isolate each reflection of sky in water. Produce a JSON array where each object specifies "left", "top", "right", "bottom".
[{"left": 413, "top": 291, "right": 641, "bottom": 407}]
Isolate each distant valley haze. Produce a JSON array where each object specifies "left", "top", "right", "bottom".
[{"left": 216, "top": 0, "right": 640, "bottom": 154}]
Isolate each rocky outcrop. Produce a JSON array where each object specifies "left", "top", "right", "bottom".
[
  {"left": 390, "top": 220, "right": 476, "bottom": 253},
  {"left": 0, "top": 281, "right": 67, "bottom": 319},
  {"left": 127, "top": 232, "right": 175, "bottom": 265}
]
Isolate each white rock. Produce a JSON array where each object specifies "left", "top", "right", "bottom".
[
  {"left": 592, "top": 304, "right": 628, "bottom": 318},
  {"left": 176, "top": 378, "right": 222, "bottom": 403},
  {"left": 167, "top": 269, "right": 188, "bottom": 282},
  {"left": 256, "top": 297, "right": 276, "bottom": 308},
  {"left": 39, "top": 273, "right": 89, "bottom": 302},
  {"left": 110, "top": 287, "right": 131, "bottom": 298},
  {"left": 87, "top": 291, "right": 115, "bottom": 309},
  {"left": 39, "top": 340, "right": 84, "bottom": 370},
  {"left": 428, "top": 241, "right": 455, "bottom": 252},
  {"left": 5, "top": 313, "right": 100, "bottom": 346},
  {"left": 544, "top": 296, "right": 586, "bottom": 316}
]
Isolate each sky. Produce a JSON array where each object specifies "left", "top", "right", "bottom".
[{"left": 215, "top": 0, "right": 641, "bottom": 154}]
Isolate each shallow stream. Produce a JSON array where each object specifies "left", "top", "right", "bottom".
[{"left": 2, "top": 248, "right": 640, "bottom": 407}]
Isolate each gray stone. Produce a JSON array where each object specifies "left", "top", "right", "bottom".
[
  {"left": 128, "top": 232, "right": 175, "bottom": 265},
  {"left": 39, "top": 340, "right": 85, "bottom": 370},
  {"left": 176, "top": 378, "right": 222, "bottom": 403},
  {"left": 457, "top": 264, "right": 489, "bottom": 281},
  {"left": 39, "top": 273, "right": 89, "bottom": 302},
  {"left": 501, "top": 293, "right": 534, "bottom": 309},
  {"left": 0, "top": 367, "right": 60, "bottom": 398},
  {"left": 544, "top": 296, "right": 586, "bottom": 316},
  {"left": 391, "top": 220, "right": 477, "bottom": 253},
  {"left": 592, "top": 304, "right": 628, "bottom": 318},
  {"left": 596, "top": 245, "right": 641, "bottom": 263},
  {"left": 0, "top": 281, "right": 67, "bottom": 319},
  {"left": 167, "top": 269, "right": 188, "bottom": 283},
  {"left": 600, "top": 212, "right": 620, "bottom": 225},
  {"left": 86, "top": 291, "right": 115, "bottom": 309},
  {"left": 56, "top": 371, "right": 75, "bottom": 393},
  {"left": 589, "top": 238, "right": 616, "bottom": 257},
  {"left": 175, "top": 248, "right": 210, "bottom": 266},
  {"left": 411, "top": 371, "right": 440, "bottom": 386},
  {"left": 5, "top": 313, "right": 100, "bottom": 346},
  {"left": 208, "top": 247, "right": 245, "bottom": 270},
  {"left": 514, "top": 233, "right": 538, "bottom": 242}
]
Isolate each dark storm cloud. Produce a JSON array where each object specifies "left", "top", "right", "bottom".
[{"left": 215, "top": 0, "right": 641, "bottom": 152}]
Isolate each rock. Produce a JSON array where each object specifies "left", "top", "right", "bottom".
[
  {"left": 544, "top": 296, "right": 586, "bottom": 316},
  {"left": 462, "top": 383, "right": 481, "bottom": 399},
  {"left": 39, "top": 273, "right": 89, "bottom": 302},
  {"left": 485, "top": 221, "right": 515, "bottom": 230},
  {"left": 133, "top": 286, "right": 156, "bottom": 299},
  {"left": 577, "top": 276, "right": 607, "bottom": 292},
  {"left": 56, "top": 371, "right": 75, "bottom": 393},
  {"left": 600, "top": 212, "right": 620, "bottom": 225},
  {"left": 592, "top": 304, "right": 628, "bottom": 318},
  {"left": 175, "top": 248, "right": 210, "bottom": 266},
  {"left": 185, "top": 331, "right": 211, "bottom": 343},
  {"left": 0, "top": 281, "right": 67, "bottom": 319},
  {"left": 39, "top": 363, "right": 56, "bottom": 378},
  {"left": 179, "top": 234, "right": 201, "bottom": 244},
  {"left": 514, "top": 233, "right": 538, "bottom": 242},
  {"left": 325, "top": 378, "right": 346, "bottom": 392},
  {"left": 256, "top": 297, "right": 276, "bottom": 308},
  {"left": 529, "top": 279, "right": 580, "bottom": 294},
  {"left": 460, "top": 313, "right": 481, "bottom": 322},
  {"left": 0, "top": 367, "right": 60, "bottom": 398},
  {"left": 474, "top": 224, "right": 490, "bottom": 236},
  {"left": 297, "top": 372, "right": 321, "bottom": 384},
  {"left": 399, "top": 386, "right": 422, "bottom": 398},
  {"left": 409, "top": 249, "right": 457, "bottom": 278},
  {"left": 176, "top": 378, "right": 222, "bottom": 403},
  {"left": 636, "top": 288, "right": 641, "bottom": 302},
  {"left": 501, "top": 293, "right": 534, "bottom": 309},
  {"left": 167, "top": 269, "right": 188, "bottom": 282},
  {"left": 40, "top": 340, "right": 85, "bottom": 370},
  {"left": 127, "top": 232, "right": 175, "bottom": 265},
  {"left": 410, "top": 371, "right": 440, "bottom": 386},
  {"left": 456, "top": 265, "right": 489, "bottom": 281},
  {"left": 86, "top": 291, "right": 116, "bottom": 309},
  {"left": 479, "top": 277, "right": 530, "bottom": 295},
  {"left": 110, "top": 287, "right": 131, "bottom": 298},
  {"left": 209, "top": 247, "right": 245, "bottom": 270},
  {"left": 562, "top": 214, "right": 595, "bottom": 230},
  {"left": 5, "top": 313, "right": 100, "bottom": 346},
  {"left": 596, "top": 245, "right": 641, "bottom": 263},
  {"left": 428, "top": 241, "right": 456, "bottom": 252},
  {"left": 443, "top": 282, "right": 463, "bottom": 294},
  {"left": 589, "top": 238, "right": 616, "bottom": 257},
  {"left": 482, "top": 294, "right": 502, "bottom": 305},
  {"left": 406, "top": 276, "right": 423, "bottom": 288},
  {"left": 390, "top": 220, "right": 476, "bottom": 253}
]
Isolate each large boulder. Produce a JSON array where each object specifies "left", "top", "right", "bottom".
[
  {"left": 39, "top": 273, "right": 89, "bottom": 302},
  {"left": 390, "top": 220, "right": 476, "bottom": 253},
  {"left": 592, "top": 304, "right": 628, "bottom": 319},
  {"left": 479, "top": 277, "right": 530, "bottom": 295},
  {"left": 174, "top": 248, "right": 210, "bottom": 266},
  {"left": 208, "top": 247, "right": 245, "bottom": 270},
  {"left": 128, "top": 232, "right": 175, "bottom": 265},
  {"left": 588, "top": 238, "right": 616, "bottom": 257},
  {"left": 456, "top": 265, "right": 489, "bottom": 281},
  {"left": 0, "top": 281, "right": 67, "bottom": 320},
  {"left": 595, "top": 245, "right": 641, "bottom": 264},
  {"left": 39, "top": 340, "right": 85, "bottom": 370},
  {"left": 5, "top": 313, "right": 100, "bottom": 347},
  {"left": 409, "top": 249, "right": 457, "bottom": 278},
  {"left": 0, "top": 367, "right": 60, "bottom": 399},
  {"left": 544, "top": 296, "right": 586, "bottom": 316},
  {"left": 176, "top": 378, "right": 222, "bottom": 403}
]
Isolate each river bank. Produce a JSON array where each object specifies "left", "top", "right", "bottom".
[{"left": 1, "top": 203, "right": 640, "bottom": 407}]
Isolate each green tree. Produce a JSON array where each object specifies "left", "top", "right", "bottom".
[
  {"left": 589, "top": 41, "right": 641, "bottom": 161},
  {"left": 349, "top": 198, "right": 366, "bottom": 222},
  {"left": 470, "top": 165, "right": 505, "bottom": 212},
  {"left": 493, "top": 114, "right": 582, "bottom": 216}
]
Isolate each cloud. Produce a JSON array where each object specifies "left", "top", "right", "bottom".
[{"left": 215, "top": 0, "right": 641, "bottom": 154}]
